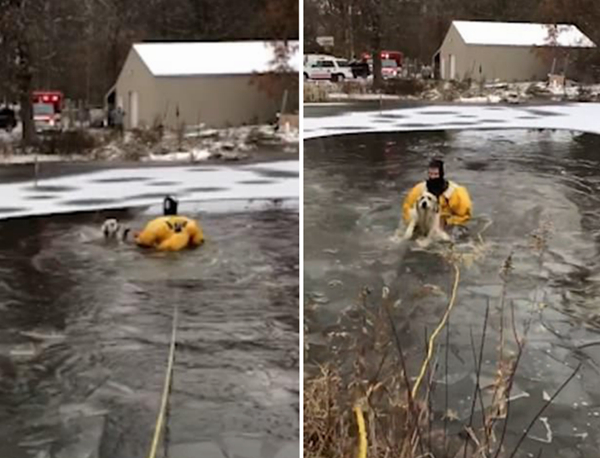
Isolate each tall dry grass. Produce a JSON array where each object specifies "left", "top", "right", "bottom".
[{"left": 304, "top": 221, "right": 580, "bottom": 458}]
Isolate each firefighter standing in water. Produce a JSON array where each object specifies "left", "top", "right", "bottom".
[
  {"left": 134, "top": 196, "right": 204, "bottom": 251},
  {"left": 399, "top": 159, "right": 472, "bottom": 237}
]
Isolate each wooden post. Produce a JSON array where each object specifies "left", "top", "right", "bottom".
[
  {"left": 34, "top": 151, "right": 39, "bottom": 188},
  {"left": 280, "top": 89, "right": 289, "bottom": 116}
]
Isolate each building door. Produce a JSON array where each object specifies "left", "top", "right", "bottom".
[
  {"left": 450, "top": 54, "right": 456, "bottom": 80},
  {"left": 128, "top": 91, "right": 139, "bottom": 129}
]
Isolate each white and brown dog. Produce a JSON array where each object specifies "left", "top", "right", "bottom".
[
  {"left": 101, "top": 218, "right": 131, "bottom": 242},
  {"left": 401, "top": 191, "right": 450, "bottom": 247}
]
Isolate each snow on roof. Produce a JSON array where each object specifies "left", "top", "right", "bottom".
[
  {"left": 133, "top": 41, "right": 300, "bottom": 77},
  {"left": 452, "top": 21, "right": 596, "bottom": 48}
]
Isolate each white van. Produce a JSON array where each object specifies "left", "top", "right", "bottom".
[
  {"left": 304, "top": 58, "right": 354, "bottom": 82},
  {"left": 304, "top": 54, "right": 334, "bottom": 66}
]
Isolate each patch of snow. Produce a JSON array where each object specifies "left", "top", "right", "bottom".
[
  {"left": 276, "top": 128, "right": 299, "bottom": 145},
  {"left": 304, "top": 103, "right": 600, "bottom": 139},
  {"left": 0, "top": 160, "right": 299, "bottom": 220},
  {"left": 457, "top": 96, "right": 502, "bottom": 104},
  {"left": 0, "top": 154, "right": 91, "bottom": 165},
  {"left": 329, "top": 93, "right": 402, "bottom": 101},
  {"left": 143, "top": 150, "right": 207, "bottom": 162},
  {"left": 304, "top": 102, "right": 351, "bottom": 106}
]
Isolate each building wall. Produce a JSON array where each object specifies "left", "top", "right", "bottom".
[
  {"left": 115, "top": 49, "right": 158, "bottom": 130},
  {"left": 456, "top": 45, "right": 551, "bottom": 81},
  {"left": 154, "top": 75, "right": 282, "bottom": 129},
  {"left": 438, "top": 23, "right": 562, "bottom": 82},
  {"left": 438, "top": 24, "right": 468, "bottom": 80},
  {"left": 115, "top": 47, "right": 292, "bottom": 129}
]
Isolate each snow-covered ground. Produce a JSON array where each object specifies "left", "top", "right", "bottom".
[
  {"left": 0, "top": 124, "right": 299, "bottom": 164},
  {"left": 136, "top": 124, "right": 299, "bottom": 162},
  {"left": 305, "top": 79, "right": 600, "bottom": 104},
  {"left": 0, "top": 160, "right": 299, "bottom": 220},
  {"left": 0, "top": 153, "right": 91, "bottom": 164},
  {"left": 304, "top": 102, "right": 600, "bottom": 139}
]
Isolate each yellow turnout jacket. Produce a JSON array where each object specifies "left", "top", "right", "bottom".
[
  {"left": 402, "top": 180, "right": 472, "bottom": 226},
  {"left": 135, "top": 216, "right": 204, "bottom": 251}
]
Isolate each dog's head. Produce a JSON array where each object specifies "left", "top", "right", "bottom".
[
  {"left": 166, "top": 220, "right": 188, "bottom": 234},
  {"left": 102, "top": 218, "right": 120, "bottom": 238},
  {"left": 417, "top": 192, "right": 439, "bottom": 213}
]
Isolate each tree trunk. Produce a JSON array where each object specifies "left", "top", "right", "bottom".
[
  {"left": 371, "top": 5, "right": 383, "bottom": 89},
  {"left": 348, "top": 4, "right": 355, "bottom": 59},
  {"left": 372, "top": 39, "right": 383, "bottom": 89},
  {"left": 17, "top": 43, "right": 37, "bottom": 146},
  {"left": 109, "top": 24, "right": 121, "bottom": 84}
]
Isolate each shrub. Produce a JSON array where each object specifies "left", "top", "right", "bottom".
[
  {"left": 381, "top": 78, "right": 427, "bottom": 96},
  {"left": 304, "top": 83, "right": 330, "bottom": 102},
  {"left": 39, "top": 129, "right": 97, "bottom": 155}
]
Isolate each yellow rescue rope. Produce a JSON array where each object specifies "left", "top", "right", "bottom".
[
  {"left": 147, "top": 304, "right": 179, "bottom": 458},
  {"left": 411, "top": 263, "right": 460, "bottom": 399}
]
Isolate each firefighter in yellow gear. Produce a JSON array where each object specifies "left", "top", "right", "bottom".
[
  {"left": 134, "top": 196, "right": 204, "bottom": 251},
  {"left": 402, "top": 159, "right": 472, "bottom": 229}
]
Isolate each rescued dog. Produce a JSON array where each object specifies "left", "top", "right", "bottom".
[
  {"left": 401, "top": 191, "right": 450, "bottom": 247},
  {"left": 101, "top": 218, "right": 131, "bottom": 242}
]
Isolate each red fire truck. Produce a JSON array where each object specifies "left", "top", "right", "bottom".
[
  {"left": 360, "top": 51, "right": 404, "bottom": 79},
  {"left": 32, "top": 90, "right": 63, "bottom": 131},
  {"left": 361, "top": 51, "right": 404, "bottom": 68}
]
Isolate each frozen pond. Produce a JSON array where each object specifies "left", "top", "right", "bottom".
[{"left": 304, "top": 129, "right": 600, "bottom": 457}]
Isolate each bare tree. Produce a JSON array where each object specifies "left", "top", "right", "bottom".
[
  {"left": 537, "top": 0, "right": 600, "bottom": 81},
  {"left": 354, "top": 0, "right": 385, "bottom": 87},
  {"left": 251, "top": 0, "right": 299, "bottom": 112},
  {"left": 0, "top": 0, "right": 43, "bottom": 145},
  {"left": 305, "top": 0, "right": 600, "bottom": 83}
]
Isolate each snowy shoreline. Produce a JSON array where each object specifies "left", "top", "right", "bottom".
[
  {"left": 304, "top": 79, "right": 600, "bottom": 105},
  {"left": 0, "top": 124, "right": 299, "bottom": 165}
]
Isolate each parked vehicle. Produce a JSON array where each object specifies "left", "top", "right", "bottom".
[
  {"left": 381, "top": 59, "right": 400, "bottom": 79},
  {"left": 32, "top": 91, "right": 63, "bottom": 114},
  {"left": 304, "top": 53, "right": 335, "bottom": 66},
  {"left": 304, "top": 57, "right": 354, "bottom": 82},
  {"left": 367, "top": 59, "right": 400, "bottom": 79},
  {"left": 361, "top": 50, "right": 404, "bottom": 68},
  {"left": 33, "top": 102, "right": 62, "bottom": 132},
  {"left": 0, "top": 106, "right": 17, "bottom": 132},
  {"left": 33, "top": 91, "right": 63, "bottom": 130}
]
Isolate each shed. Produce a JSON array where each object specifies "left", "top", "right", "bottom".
[
  {"left": 110, "top": 40, "right": 299, "bottom": 130},
  {"left": 434, "top": 21, "right": 596, "bottom": 82}
]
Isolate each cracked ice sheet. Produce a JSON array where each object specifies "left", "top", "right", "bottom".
[
  {"left": 0, "top": 160, "right": 299, "bottom": 220},
  {"left": 303, "top": 103, "right": 600, "bottom": 139}
]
